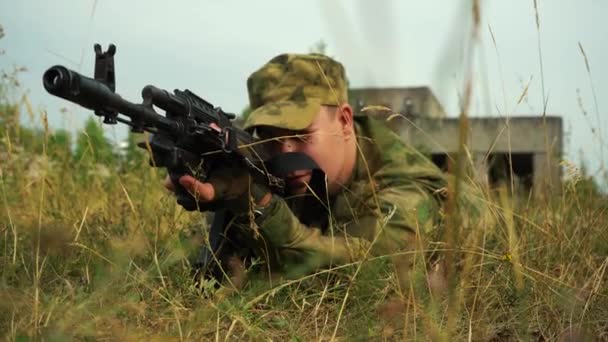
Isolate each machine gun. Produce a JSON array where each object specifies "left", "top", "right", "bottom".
[
  {"left": 42, "top": 43, "right": 284, "bottom": 212},
  {"left": 42, "top": 43, "right": 291, "bottom": 282},
  {"left": 43, "top": 44, "right": 328, "bottom": 282}
]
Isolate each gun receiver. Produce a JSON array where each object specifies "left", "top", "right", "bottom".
[{"left": 43, "top": 44, "right": 283, "bottom": 211}]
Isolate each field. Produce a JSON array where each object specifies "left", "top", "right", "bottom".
[
  {"left": 2, "top": 5, "right": 608, "bottom": 340},
  {"left": 1, "top": 75, "right": 607, "bottom": 341}
]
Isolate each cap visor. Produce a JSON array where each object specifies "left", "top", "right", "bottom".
[{"left": 244, "top": 100, "right": 321, "bottom": 131}]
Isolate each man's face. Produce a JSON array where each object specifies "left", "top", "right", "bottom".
[{"left": 256, "top": 105, "right": 355, "bottom": 195}]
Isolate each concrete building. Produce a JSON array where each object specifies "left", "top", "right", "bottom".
[
  {"left": 350, "top": 87, "right": 563, "bottom": 196},
  {"left": 350, "top": 86, "right": 447, "bottom": 118}
]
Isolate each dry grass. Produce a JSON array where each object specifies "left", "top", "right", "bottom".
[
  {"left": 1, "top": 1, "right": 608, "bottom": 340},
  {"left": 1, "top": 86, "right": 607, "bottom": 342}
]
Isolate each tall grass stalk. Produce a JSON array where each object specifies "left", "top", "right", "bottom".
[{"left": 1, "top": 1, "right": 607, "bottom": 339}]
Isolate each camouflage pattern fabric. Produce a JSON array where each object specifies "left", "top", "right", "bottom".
[
  {"left": 248, "top": 114, "right": 449, "bottom": 282},
  {"left": 233, "top": 52, "right": 492, "bottom": 286},
  {"left": 244, "top": 53, "right": 348, "bottom": 131}
]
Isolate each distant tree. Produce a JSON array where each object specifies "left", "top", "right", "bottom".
[
  {"left": 575, "top": 160, "right": 601, "bottom": 196},
  {"left": 74, "top": 117, "right": 116, "bottom": 165},
  {"left": 9, "top": 122, "right": 45, "bottom": 154},
  {"left": 0, "top": 103, "right": 20, "bottom": 144},
  {"left": 309, "top": 39, "right": 328, "bottom": 55},
  {"left": 308, "top": 39, "right": 351, "bottom": 88},
  {"left": 240, "top": 105, "right": 252, "bottom": 122},
  {"left": 123, "top": 131, "right": 146, "bottom": 169},
  {"left": 1, "top": 62, "right": 33, "bottom": 151},
  {"left": 47, "top": 129, "right": 72, "bottom": 161}
]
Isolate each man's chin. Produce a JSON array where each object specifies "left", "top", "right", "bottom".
[
  {"left": 287, "top": 183, "right": 309, "bottom": 195},
  {"left": 286, "top": 174, "right": 312, "bottom": 194}
]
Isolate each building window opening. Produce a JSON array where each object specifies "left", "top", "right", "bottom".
[
  {"left": 487, "top": 153, "right": 534, "bottom": 193},
  {"left": 431, "top": 153, "right": 449, "bottom": 172}
]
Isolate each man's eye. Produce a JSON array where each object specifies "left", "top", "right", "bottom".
[
  {"left": 295, "top": 131, "right": 313, "bottom": 143},
  {"left": 258, "top": 133, "right": 278, "bottom": 143}
]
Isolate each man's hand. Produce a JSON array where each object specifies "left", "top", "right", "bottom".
[
  {"left": 164, "top": 172, "right": 272, "bottom": 209},
  {"left": 164, "top": 174, "right": 217, "bottom": 203}
]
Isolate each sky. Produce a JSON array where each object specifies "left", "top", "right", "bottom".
[{"left": 1, "top": 0, "right": 606, "bottom": 179}]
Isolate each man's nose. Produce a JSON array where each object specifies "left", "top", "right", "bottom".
[{"left": 280, "top": 138, "right": 297, "bottom": 153}]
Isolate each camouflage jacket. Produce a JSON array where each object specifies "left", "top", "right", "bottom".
[{"left": 244, "top": 114, "right": 448, "bottom": 276}]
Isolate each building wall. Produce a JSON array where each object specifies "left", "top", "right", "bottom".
[
  {"left": 349, "top": 87, "right": 446, "bottom": 118},
  {"left": 391, "top": 116, "right": 563, "bottom": 154},
  {"left": 380, "top": 115, "right": 563, "bottom": 196}
]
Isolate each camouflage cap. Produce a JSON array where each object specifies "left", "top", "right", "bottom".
[{"left": 244, "top": 53, "right": 348, "bottom": 131}]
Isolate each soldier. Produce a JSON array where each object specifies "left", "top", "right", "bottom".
[{"left": 166, "top": 53, "right": 448, "bottom": 288}]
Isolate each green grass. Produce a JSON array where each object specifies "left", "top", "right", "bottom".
[
  {"left": 1, "top": 97, "right": 607, "bottom": 341},
  {"left": 1, "top": 1, "right": 608, "bottom": 338}
]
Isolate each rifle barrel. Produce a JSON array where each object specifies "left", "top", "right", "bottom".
[{"left": 43, "top": 65, "right": 180, "bottom": 134}]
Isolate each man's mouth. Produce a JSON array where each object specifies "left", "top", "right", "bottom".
[
  {"left": 286, "top": 171, "right": 312, "bottom": 187},
  {"left": 287, "top": 174, "right": 307, "bottom": 183}
]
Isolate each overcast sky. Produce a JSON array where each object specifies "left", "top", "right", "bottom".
[{"left": 1, "top": 0, "right": 606, "bottom": 178}]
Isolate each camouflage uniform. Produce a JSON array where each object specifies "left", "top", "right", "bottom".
[{"left": 241, "top": 53, "right": 447, "bottom": 278}]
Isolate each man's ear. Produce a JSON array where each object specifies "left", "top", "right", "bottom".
[{"left": 337, "top": 103, "right": 354, "bottom": 140}]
